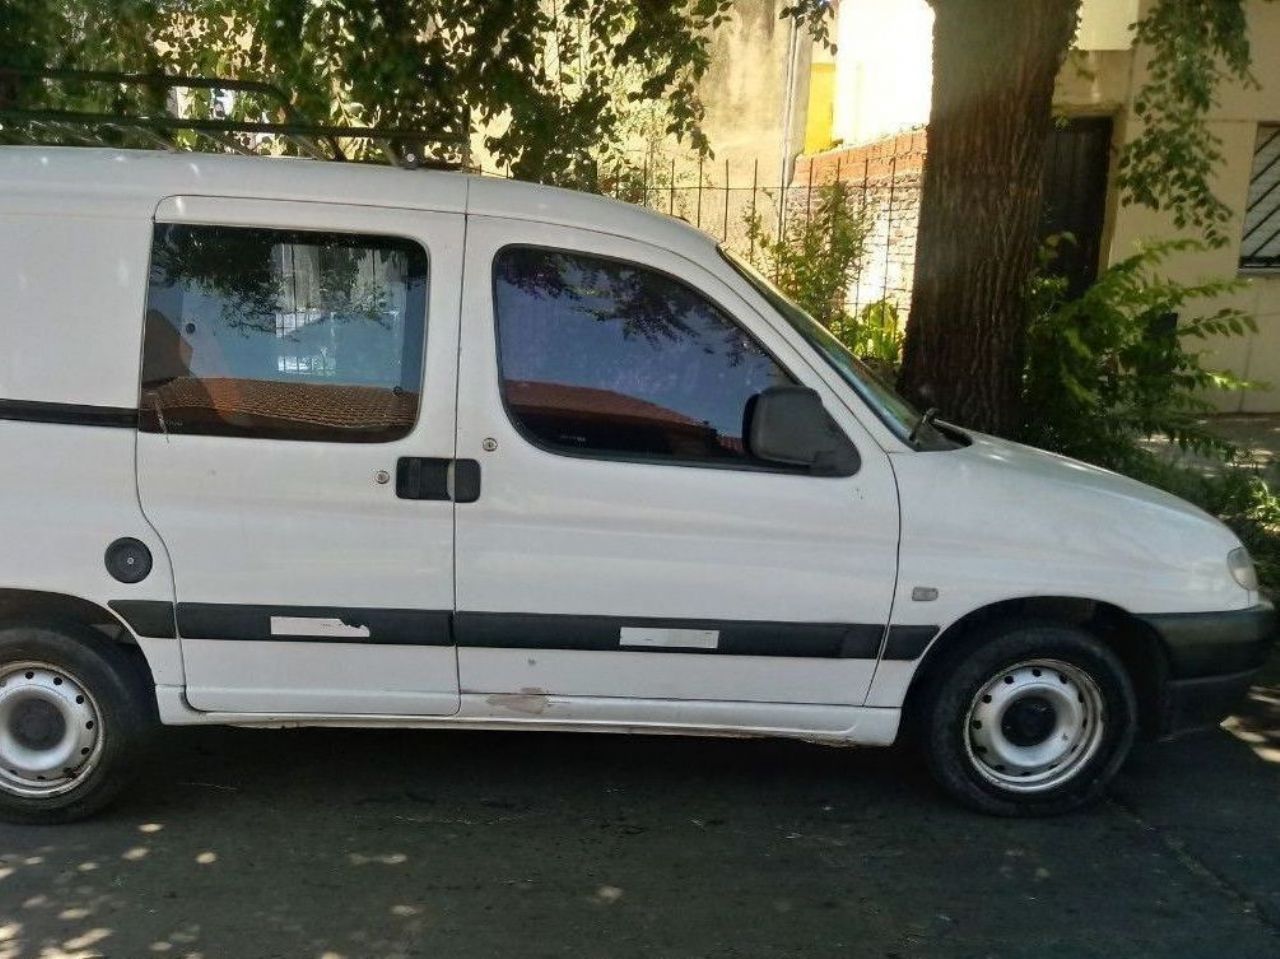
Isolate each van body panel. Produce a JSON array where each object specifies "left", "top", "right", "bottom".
[
  {"left": 0, "top": 146, "right": 469, "bottom": 217},
  {"left": 0, "top": 422, "right": 177, "bottom": 653},
  {"left": 0, "top": 211, "right": 152, "bottom": 408},
  {"left": 453, "top": 216, "right": 902, "bottom": 706},
  {"left": 864, "top": 433, "right": 1255, "bottom": 707},
  {"left": 135, "top": 197, "right": 465, "bottom": 715},
  {"left": 0, "top": 148, "right": 1265, "bottom": 760},
  {"left": 889, "top": 431, "right": 1250, "bottom": 629}
]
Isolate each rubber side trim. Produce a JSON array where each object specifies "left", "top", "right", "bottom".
[
  {"left": 0, "top": 398, "right": 138, "bottom": 428},
  {"left": 454, "top": 612, "right": 885, "bottom": 658},
  {"left": 108, "top": 602, "right": 930, "bottom": 661},
  {"left": 108, "top": 600, "right": 177, "bottom": 638},
  {"left": 881, "top": 625, "right": 939, "bottom": 660},
  {"left": 177, "top": 604, "right": 453, "bottom": 645}
]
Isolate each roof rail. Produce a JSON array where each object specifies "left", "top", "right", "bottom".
[{"left": 0, "top": 69, "right": 470, "bottom": 170}]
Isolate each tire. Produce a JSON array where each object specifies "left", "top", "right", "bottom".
[
  {"left": 0, "top": 622, "right": 152, "bottom": 824},
  {"left": 918, "top": 620, "right": 1137, "bottom": 817}
]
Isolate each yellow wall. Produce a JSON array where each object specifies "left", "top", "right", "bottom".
[{"left": 805, "top": 62, "right": 836, "bottom": 153}]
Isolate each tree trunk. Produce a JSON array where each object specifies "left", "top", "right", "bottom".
[{"left": 898, "top": 0, "right": 1079, "bottom": 436}]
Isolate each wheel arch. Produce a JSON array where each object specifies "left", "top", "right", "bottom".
[
  {"left": 902, "top": 596, "right": 1169, "bottom": 738},
  {"left": 0, "top": 589, "right": 158, "bottom": 691}
]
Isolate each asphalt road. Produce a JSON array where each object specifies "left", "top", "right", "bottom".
[{"left": 2, "top": 665, "right": 1278, "bottom": 959}]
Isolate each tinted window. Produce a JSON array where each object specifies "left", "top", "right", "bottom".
[
  {"left": 141, "top": 224, "right": 428, "bottom": 442},
  {"left": 494, "top": 247, "right": 790, "bottom": 464}
]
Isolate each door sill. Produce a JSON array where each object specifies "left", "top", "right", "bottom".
[{"left": 155, "top": 687, "right": 901, "bottom": 745}]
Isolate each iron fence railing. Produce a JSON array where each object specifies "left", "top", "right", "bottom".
[{"left": 478, "top": 143, "right": 925, "bottom": 321}]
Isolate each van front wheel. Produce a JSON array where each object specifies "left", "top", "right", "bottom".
[
  {"left": 0, "top": 624, "right": 149, "bottom": 824},
  {"left": 920, "top": 623, "right": 1137, "bottom": 816}
]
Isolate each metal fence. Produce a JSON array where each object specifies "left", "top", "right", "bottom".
[{"left": 476, "top": 131, "right": 926, "bottom": 322}]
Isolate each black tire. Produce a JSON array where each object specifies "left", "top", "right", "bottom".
[
  {"left": 0, "top": 622, "right": 152, "bottom": 824},
  {"left": 918, "top": 620, "right": 1137, "bottom": 817}
]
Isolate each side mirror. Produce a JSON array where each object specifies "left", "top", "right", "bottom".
[{"left": 747, "top": 386, "right": 860, "bottom": 477}]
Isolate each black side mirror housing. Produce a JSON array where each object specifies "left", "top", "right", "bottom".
[{"left": 747, "top": 386, "right": 860, "bottom": 477}]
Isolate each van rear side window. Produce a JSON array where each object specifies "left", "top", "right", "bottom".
[{"left": 140, "top": 224, "right": 428, "bottom": 443}]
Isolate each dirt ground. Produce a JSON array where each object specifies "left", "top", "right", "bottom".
[
  {"left": 1144, "top": 413, "right": 1280, "bottom": 481},
  {"left": 1, "top": 655, "right": 1278, "bottom": 959}
]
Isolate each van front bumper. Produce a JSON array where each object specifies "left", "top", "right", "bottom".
[{"left": 1138, "top": 601, "right": 1277, "bottom": 738}]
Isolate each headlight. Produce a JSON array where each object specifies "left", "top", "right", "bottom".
[{"left": 1228, "top": 547, "right": 1259, "bottom": 591}]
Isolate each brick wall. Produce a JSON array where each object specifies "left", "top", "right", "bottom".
[{"left": 792, "top": 128, "right": 926, "bottom": 323}]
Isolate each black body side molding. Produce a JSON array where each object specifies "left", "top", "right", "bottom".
[
  {"left": 176, "top": 604, "right": 454, "bottom": 645},
  {"left": 109, "top": 601, "right": 940, "bottom": 663},
  {"left": 0, "top": 398, "right": 138, "bottom": 428},
  {"left": 108, "top": 600, "right": 177, "bottom": 638},
  {"left": 453, "top": 612, "right": 885, "bottom": 658}
]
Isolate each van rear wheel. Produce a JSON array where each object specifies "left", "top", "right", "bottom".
[
  {"left": 919, "top": 622, "right": 1137, "bottom": 816},
  {"left": 0, "top": 624, "right": 149, "bottom": 824}
]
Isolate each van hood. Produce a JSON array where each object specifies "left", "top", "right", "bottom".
[
  {"left": 889, "top": 430, "right": 1252, "bottom": 616},
  {"left": 959, "top": 431, "right": 1219, "bottom": 527}
]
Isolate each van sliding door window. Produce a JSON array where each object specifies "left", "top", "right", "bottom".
[
  {"left": 493, "top": 246, "right": 791, "bottom": 466},
  {"left": 140, "top": 224, "right": 428, "bottom": 442}
]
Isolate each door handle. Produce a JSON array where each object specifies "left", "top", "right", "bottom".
[
  {"left": 395, "top": 457, "right": 480, "bottom": 502},
  {"left": 449, "top": 459, "right": 482, "bottom": 504}
]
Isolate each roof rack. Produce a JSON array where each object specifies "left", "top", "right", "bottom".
[{"left": 0, "top": 69, "right": 470, "bottom": 170}]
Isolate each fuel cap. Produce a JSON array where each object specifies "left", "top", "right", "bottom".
[{"left": 105, "top": 538, "right": 152, "bottom": 584}]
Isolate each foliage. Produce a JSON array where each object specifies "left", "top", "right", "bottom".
[
  {"left": 848, "top": 299, "right": 905, "bottom": 368},
  {"left": 1118, "top": 0, "right": 1260, "bottom": 245},
  {"left": 1, "top": 0, "right": 833, "bottom": 186},
  {"left": 1022, "top": 237, "right": 1257, "bottom": 470},
  {"left": 743, "top": 182, "right": 869, "bottom": 327},
  {"left": 742, "top": 181, "right": 901, "bottom": 358},
  {"left": 1007, "top": 234, "right": 1279, "bottom": 590}
]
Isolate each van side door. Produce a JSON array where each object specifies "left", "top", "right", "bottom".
[
  {"left": 136, "top": 197, "right": 463, "bottom": 715},
  {"left": 453, "top": 217, "right": 900, "bottom": 721}
]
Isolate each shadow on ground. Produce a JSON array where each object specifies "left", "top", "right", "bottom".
[{"left": 1, "top": 676, "right": 1279, "bottom": 959}]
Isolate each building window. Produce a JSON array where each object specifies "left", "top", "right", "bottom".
[
  {"left": 1241, "top": 124, "right": 1280, "bottom": 271},
  {"left": 141, "top": 224, "right": 428, "bottom": 442},
  {"left": 493, "top": 246, "right": 792, "bottom": 466}
]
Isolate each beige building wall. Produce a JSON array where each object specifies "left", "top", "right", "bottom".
[
  {"left": 1057, "top": 0, "right": 1280, "bottom": 412},
  {"left": 817, "top": 0, "right": 1280, "bottom": 413},
  {"left": 696, "top": 0, "right": 812, "bottom": 189},
  {"left": 466, "top": 0, "right": 808, "bottom": 199}
]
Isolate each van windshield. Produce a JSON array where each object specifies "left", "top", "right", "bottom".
[{"left": 719, "top": 247, "right": 932, "bottom": 444}]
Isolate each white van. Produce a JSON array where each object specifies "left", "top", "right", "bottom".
[{"left": 0, "top": 146, "right": 1272, "bottom": 822}]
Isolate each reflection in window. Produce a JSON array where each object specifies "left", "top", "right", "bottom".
[
  {"left": 140, "top": 224, "right": 427, "bottom": 442},
  {"left": 493, "top": 247, "right": 790, "bottom": 463}
]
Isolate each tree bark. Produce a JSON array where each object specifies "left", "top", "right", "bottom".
[{"left": 898, "top": 0, "right": 1079, "bottom": 436}]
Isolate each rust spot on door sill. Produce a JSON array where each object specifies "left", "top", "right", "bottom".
[{"left": 486, "top": 688, "right": 549, "bottom": 715}]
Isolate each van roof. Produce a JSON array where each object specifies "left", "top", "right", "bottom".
[{"left": 0, "top": 146, "right": 717, "bottom": 259}]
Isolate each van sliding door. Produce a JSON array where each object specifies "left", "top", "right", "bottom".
[{"left": 136, "top": 197, "right": 464, "bottom": 715}]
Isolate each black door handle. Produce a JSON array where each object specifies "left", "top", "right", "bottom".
[
  {"left": 395, "top": 458, "right": 480, "bottom": 502},
  {"left": 450, "top": 459, "right": 482, "bottom": 503}
]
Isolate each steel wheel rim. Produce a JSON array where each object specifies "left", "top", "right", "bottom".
[
  {"left": 0, "top": 661, "right": 103, "bottom": 798},
  {"left": 963, "top": 658, "right": 1106, "bottom": 793}
]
